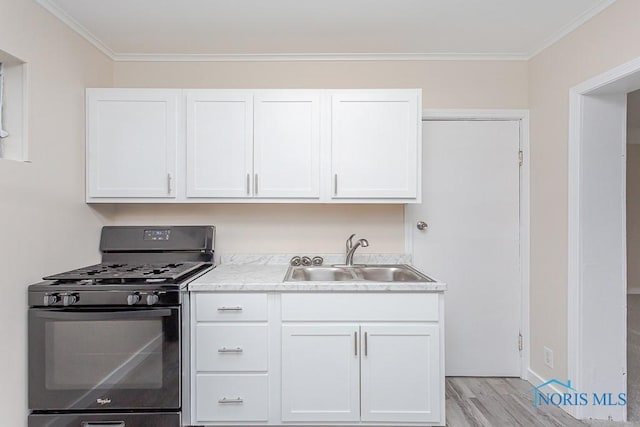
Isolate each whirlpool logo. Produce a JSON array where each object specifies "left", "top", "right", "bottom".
[
  {"left": 96, "top": 398, "right": 112, "bottom": 405},
  {"left": 531, "top": 379, "right": 626, "bottom": 408}
]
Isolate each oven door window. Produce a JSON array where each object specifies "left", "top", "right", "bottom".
[{"left": 29, "top": 308, "right": 180, "bottom": 411}]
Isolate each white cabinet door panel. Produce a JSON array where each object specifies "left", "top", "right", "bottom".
[
  {"left": 254, "top": 92, "right": 320, "bottom": 198},
  {"left": 186, "top": 90, "right": 253, "bottom": 197},
  {"left": 281, "top": 324, "right": 360, "bottom": 422},
  {"left": 87, "top": 89, "right": 178, "bottom": 198},
  {"left": 360, "top": 324, "right": 441, "bottom": 423},
  {"left": 331, "top": 90, "right": 419, "bottom": 199}
]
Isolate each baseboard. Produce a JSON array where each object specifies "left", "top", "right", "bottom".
[{"left": 527, "top": 368, "right": 579, "bottom": 418}]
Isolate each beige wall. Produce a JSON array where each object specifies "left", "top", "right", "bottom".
[
  {"left": 528, "top": 0, "right": 640, "bottom": 382},
  {"left": 0, "top": 0, "right": 114, "bottom": 424},
  {"left": 111, "top": 60, "right": 528, "bottom": 255}
]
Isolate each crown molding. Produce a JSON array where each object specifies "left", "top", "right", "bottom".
[
  {"left": 111, "top": 52, "right": 529, "bottom": 62},
  {"left": 36, "top": 0, "right": 116, "bottom": 60},
  {"left": 527, "top": 0, "right": 617, "bottom": 59}
]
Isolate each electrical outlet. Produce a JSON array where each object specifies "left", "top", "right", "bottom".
[{"left": 544, "top": 346, "right": 554, "bottom": 369}]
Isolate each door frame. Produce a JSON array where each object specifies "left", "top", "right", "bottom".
[
  {"left": 568, "top": 56, "right": 640, "bottom": 421},
  {"left": 404, "top": 109, "right": 530, "bottom": 379}
]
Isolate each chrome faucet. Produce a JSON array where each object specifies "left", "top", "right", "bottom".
[{"left": 345, "top": 234, "right": 369, "bottom": 266}]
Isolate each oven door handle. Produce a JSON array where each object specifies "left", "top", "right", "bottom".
[{"left": 33, "top": 309, "right": 173, "bottom": 321}]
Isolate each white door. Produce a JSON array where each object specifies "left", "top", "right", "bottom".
[
  {"left": 281, "top": 324, "right": 360, "bottom": 422},
  {"left": 185, "top": 90, "right": 253, "bottom": 198},
  {"left": 86, "top": 89, "right": 179, "bottom": 198},
  {"left": 253, "top": 91, "right": 320, "bottom": 199},
  {"left": 406, "top": 120, "right": 521, "bottom": 376},
  {"left": 360, "top": 324, "right": 441, "bottom": 423}
]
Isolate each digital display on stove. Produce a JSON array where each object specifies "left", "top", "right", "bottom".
[{"left": 144, "top": 229, "right": 171, "bottom": 241}]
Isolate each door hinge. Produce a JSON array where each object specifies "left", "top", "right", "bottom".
[
  {"left": 518, "top": 150, "right": 524, "bottom": 166},
  {"left": 518, "top": 333, "right": 523, "bottom": 352}
]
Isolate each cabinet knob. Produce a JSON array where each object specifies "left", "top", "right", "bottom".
[{"left": 417, "top": 221, "right": 428, "bottom": 231}]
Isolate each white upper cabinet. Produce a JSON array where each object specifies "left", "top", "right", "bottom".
[
  {"left": 254, "top": 92, "right": 320, "bottom": 198},
  {"left": 86, "top": 89, "right": 179, "bottom": 199},
  {"left": 331, "top": 90, "right": 420, "bottom": 200},
  {"left": 186, "top": 90, "right": 253, "bottom": 198},
  {"left": 86, "top": 88, "right": 421, "bottom": 203}
]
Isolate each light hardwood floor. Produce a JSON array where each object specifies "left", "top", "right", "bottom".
[{"left": 445, "top": 377, "right": 635, "bottom": 426}]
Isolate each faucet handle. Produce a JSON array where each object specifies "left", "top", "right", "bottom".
[
  {"left": 301, "top": 256, "right": 312, "bottom": 266},
  {"left": 312, "top": 256, "right": 324, "bottom": 266},
  {"left": 289, "top": 256, "right": 302, "bottom": 266}
]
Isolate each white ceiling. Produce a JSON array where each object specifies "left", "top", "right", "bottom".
[{"left": 36, "top": 0, "right": 616, "bottom": 61}]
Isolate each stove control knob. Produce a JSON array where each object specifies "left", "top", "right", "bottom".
[
  {"left": 62, "top": 293, "right": 78, "bottom": 306},
  {"left": 146, "top": 293, "right": 160, "bottom": 306},
  {"left": 44, "top": 293, "right": 59, "bottom": 306},
  {"left": 127, "top": 293, "right": 141, "bottom": 306}
]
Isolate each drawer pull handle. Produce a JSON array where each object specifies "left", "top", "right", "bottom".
[
  {"left": 218, "top": 347, "right": 243, "bottom": 353},
  {"left": 218, "top": 397, "right": 243, "bottom": 404},
  {"left": 217, "top": 306, "right": 243, "bottom": 311}
]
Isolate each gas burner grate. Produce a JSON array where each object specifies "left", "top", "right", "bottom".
[{"left": 43, "top": 262, "right": 209, "bottom": 284}]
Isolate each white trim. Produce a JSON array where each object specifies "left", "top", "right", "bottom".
[
  {"left": 413, "top": 109, "right": 531, "bottom": 380},
  {"left": 35, "top": 0, "right": 115, "bottom": 60},
  {"left": 527, "top": 368, "right": 565, "bottom": 396},
  {"left": 527, "top": 0, "right": 617, "bottom": 59},
  {"left": 568, "top": 55, "right": 640, "bottom": 422},
  {"left": 112, "top": 52, "right": 529, "bottom": 62}
]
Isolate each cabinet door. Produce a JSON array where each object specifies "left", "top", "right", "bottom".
[
  {"left": 253, "top": 91, "right": 320, "bottom": 198},
  {"left": 331, "top": 90, "right": 420, "bottom": 199},
  {"left": 186, "top": 90, "right": 253, "bottom": 198},
  {"left": 86, "top": 89, "right": 179, "bottom": 198},
  {"left": 360, "top": 324, "right": 441, "bottom": 423},
  {"left": 281, "top": 324, "right": 359, "bottom": 422}
]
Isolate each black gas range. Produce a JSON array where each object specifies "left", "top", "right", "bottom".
[{"left": 28, "top": 225, "right": 215, "bottom": 427}]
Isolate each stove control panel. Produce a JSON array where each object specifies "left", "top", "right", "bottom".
[{"left": 29, "top": 289, "right": 180, "bottom": 307}]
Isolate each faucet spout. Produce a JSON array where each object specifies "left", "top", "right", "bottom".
[{"left": 345, "top": 237, "right": 369, "bottom": 266}]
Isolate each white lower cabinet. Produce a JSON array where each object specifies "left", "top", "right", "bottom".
[
  {"left": 360, "top": 324, "right": 441, "bottom": 423},
  {"left": 191, "top": 292, "right": 444, "bottom": 426},
  {"left": 281, "top": 324, "right": 360, "bottom": 422},
  {"left": 280, "top": 323, "right": 441, "bottom": 424}
]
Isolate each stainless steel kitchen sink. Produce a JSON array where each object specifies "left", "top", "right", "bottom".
[{"left": 284, "top": 264, "right": 434, "bottom": 282}]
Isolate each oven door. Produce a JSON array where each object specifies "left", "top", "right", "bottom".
[{"left": 29, "top": 307, "right": 180, "bottom": 411}]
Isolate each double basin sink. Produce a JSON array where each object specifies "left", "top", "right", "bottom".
[{"left": 284, "top": 264, "right": 434, "bottom": 283}]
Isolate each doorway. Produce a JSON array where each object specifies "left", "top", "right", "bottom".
[
  {"left": 568, "top": 57, "right": 640, "bottom": 422},
  {"left": 405, "top": 110, "right": 530, "bottom": 378}
]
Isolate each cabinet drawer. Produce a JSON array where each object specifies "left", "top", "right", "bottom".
[
  {"left": 196, "top": 374, "right": 269, "bottom": 422},
  {"left": 196, "top": 324, "right": 268, "bottom": 372},
  {"left": 196, "top": 293, "right": 268, "bottom": 321},
  {"left": 281, "top": 293, "right": 439, "bottom": 321}
]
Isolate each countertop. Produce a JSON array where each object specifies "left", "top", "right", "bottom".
[{"left": 189, "top": 254, "right": 446, "bottom": 292}]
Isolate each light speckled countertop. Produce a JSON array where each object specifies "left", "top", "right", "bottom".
[{"left": 189, "top": 254, "right": 446, "bottom": 292}]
